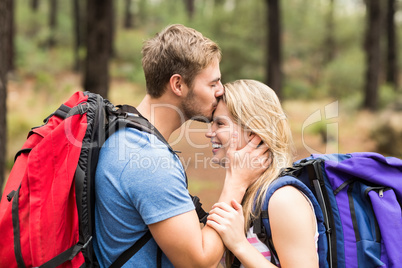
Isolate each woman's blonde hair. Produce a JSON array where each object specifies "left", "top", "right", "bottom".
[{"left": 222, "top": 79, "right": 295, "bottom": 266}]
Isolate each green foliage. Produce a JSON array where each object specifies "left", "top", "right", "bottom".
[
  {"left": 371, "top": 110, "right": 402, "bottom": 158},
  {"left": 379, "top": 84, "right": 400, "bottom": 109},
  {"left": 321, "top": 48, "right": 365, "bottom": 100},
  {"left": 13, "top": 0, "right": 376, "bottom": 104},
  {"left": 112, "top": 30, "right": 147, "bottom": 84}
]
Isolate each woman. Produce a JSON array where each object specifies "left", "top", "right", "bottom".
[{"left": 205, "top": 80, "right": 319, "bottom": 268}]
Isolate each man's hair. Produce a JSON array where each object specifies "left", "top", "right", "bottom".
[{"left": 141, "top": 24, "right": 221, "bottom": 98}]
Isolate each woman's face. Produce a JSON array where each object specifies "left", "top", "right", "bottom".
[{"left": 205, "top": 101, "right": 250, "bottom": 167}]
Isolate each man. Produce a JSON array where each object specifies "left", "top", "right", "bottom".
[{"left": 93, "top": 24, "right": 267, "bottom": 267}]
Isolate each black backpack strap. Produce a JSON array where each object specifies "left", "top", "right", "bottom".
[
  {"left": 39, "top": 242, "right": 87, "bottom": 268},
  {"left": 110, "top": 230, "right": 153, "bottom": 268},
  {"left": 157, "top": 247, "right": 163, "bottom": 268},
  {"left": 253, "top": 211, "right": 279, "bottom": 266},
  {"left": 108, "top": 105, "right": 175, "bottom": 154},
  {"left": 191, "top": 195, "right": 209, "bottom": 225},
  {"left": 43, "top": 103, "right": 89, "bottom": 123},
  {"left": 11, "top": 185, "right": 25, "bottom": 268},
  {"left": 231, "top": 257, "right": 241, "bottom": 268}
]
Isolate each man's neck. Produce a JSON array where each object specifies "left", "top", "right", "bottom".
[{"left": 136, "top": 94, "right": 185, "bottom": 141}]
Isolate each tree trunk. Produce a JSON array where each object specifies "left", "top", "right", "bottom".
[
  {"left": 266, "top": 0, "right": 283, "bottom": 99},
  {"left": 385, "top": 0, "right": 398, "bottom": 90},
  {"left": 0, "top": 0, "right": 10, "bottom": 195},
  {"left": 324, "top": 0, "right": 335, "bottom": 64},
  {"left": 184, "top": 0, "right": 195, "bottom": 20},
  {"left": 6, "top": 0, "right": 14, "bottom": 72},
  {"left": 83, "top": 0, "right": 112, "bottom": 98},
  {"left": 363, "top": 0, "right": 381, "bottom": 111},
  {"left": 72, "top": 0, "right": 82, "bottom": 71},
  {"left": 110, "top": 1, "right": 115, "bottom": 58},
  {"left": 31, "top": 0, "right": 39, "bottom": 12},
  {"left": 48, "top": 0, "right": 57, "bottom": 48},
  {"left": 124, "top": 0, "right": 134, "bottom": 28}
]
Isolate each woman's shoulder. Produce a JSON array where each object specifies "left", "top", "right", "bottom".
[
  {"left": 268, "top": 185, "right": 313, "bottom": 219},
  {"left": 269, "top": 185, "right": 308, "bottom": 205}
]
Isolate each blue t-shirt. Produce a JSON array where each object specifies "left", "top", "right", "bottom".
[{"left": 93, "top": 127, "right": 195, "bottom": 267}]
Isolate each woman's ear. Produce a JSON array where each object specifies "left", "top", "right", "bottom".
[{"left": 170, "top": 74, "right": 185, "bottom": 97}]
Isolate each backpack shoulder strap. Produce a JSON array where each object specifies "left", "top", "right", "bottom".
[
  {"left": 255, "top": 175, "right": 328, "bottom": 266},
  {"left": 109, "top": 104, "right": 175, "bottom": 154}
]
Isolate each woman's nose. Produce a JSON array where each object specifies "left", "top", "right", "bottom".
[{"left": 205, "top": 126, "right": 215, "bottom": 138}]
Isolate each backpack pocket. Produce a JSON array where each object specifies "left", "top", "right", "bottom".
[
  {"left": 366, "top": 187, "right": 402, "bottom": 267},
  {"left": 347, "top": 182, "right": 384, "bottom": 268}
]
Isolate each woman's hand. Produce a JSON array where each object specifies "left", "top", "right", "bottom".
[
  {"left": 206, "top": 199, "right": 248, "bottom": 253},
  {"left": 224, "top": 132, "right": 271, "bottom": 191}
]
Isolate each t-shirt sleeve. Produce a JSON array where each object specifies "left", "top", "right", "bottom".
[{"left": 119, "top": 130, "right": 195, "bottom": 225}]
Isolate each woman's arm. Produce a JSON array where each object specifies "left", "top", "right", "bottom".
[
  {"left": 207, "top": 186, "right": 319, "bottom": 268},
  {"left": 268, "top": 186, "right": 319, "bottom": 268},
  {"left": 207, "top": 200, "right": 275, "bottom": 268}
]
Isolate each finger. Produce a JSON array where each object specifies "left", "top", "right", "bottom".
[
  {"left": 206, "top": 219, "right": 224, "bottom": 233},
  {"left": 227, "top": 131, "right": 239, "bottom": 152},
  {"left": 207, "top": 213, "right": 227, "bottom": 226},
  {"left": 230, "top": 199, "right": 243, "bottom": 212},
  {"left": 210, "top": 205, "right": 235, "bottom": 218},
  {"left": 212, "top": 201, "right": 235, "bottom": 212},
  {"left": 246, "top": 135, "right": 262, "bottom": 149},
  {"left": 262, "top": 155, "right": 272, "bottom": 168}
]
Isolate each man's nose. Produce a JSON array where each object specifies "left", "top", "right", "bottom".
[{"left": 215, "top": 81, "right": 224, "bottom": 98}]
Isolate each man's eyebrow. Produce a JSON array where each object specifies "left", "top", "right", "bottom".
[{"left": 211, "top": 77, "right": 221, "bottom": 83}]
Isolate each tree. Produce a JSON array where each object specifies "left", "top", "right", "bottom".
[
  {"left": 83, "top": 0, "right": 113, "bottom": 98},
  {"left": 363, "top": 0, "right": 382, "bottom": 111},
  {"left": 266, "top": 0, "right": 283, "bottom": 99},
  {"left": 385, "top": 0, "right": 398, "bottom": 90},
  {"left": 0, "top": 0, "right": 11, "bottom": 195},
  {"left": 124, "top": 0, "right": 134, "bottom": 29},
  {"left": 48, "top": 0, "right": 58, "bottom": 48},
  {"left": 6, "top": 0, "right": 14, "bottom": 72},
  {"left": 324, "top": 0, "right": 335, "bottom": 64},
  {"left": 184, "top": 0, "right": 195, "bottom": 20},
  {"left": 31, "top": 0, "right": 39, "bottom": 12},
  {"left": 72, "top": 0, "right": 83, "bottom": 71}
]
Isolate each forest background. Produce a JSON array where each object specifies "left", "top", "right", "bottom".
[{"left": 1, "top": 0, "right": 402, "bottom": 209}]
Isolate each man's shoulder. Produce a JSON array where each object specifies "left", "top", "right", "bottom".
[{"left": 106, "top": 127, "right": 171, "bottom": 153}]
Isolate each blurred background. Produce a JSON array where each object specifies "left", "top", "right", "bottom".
[{"left": 0, "top": 0, "right": 401, "bottom": 209}]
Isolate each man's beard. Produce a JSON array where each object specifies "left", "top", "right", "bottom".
[{"left": 181, "top": 89, "right": 213, "bottom": 123}]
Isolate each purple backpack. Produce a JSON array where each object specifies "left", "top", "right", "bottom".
[{"left": 253, "top": 152, "right": 402, "bottom": 268}]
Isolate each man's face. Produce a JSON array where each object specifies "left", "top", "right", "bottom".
[{"left": 181, "top": 59, "right": 224, "bottom": 122}]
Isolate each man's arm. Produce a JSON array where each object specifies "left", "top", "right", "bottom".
[{"left": 149, "top": 209, "right": 224, "bottom": 268}]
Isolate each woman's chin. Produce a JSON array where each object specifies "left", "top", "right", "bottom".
[
  {"left": 211, "top": 156, "right": 225, "bottom": 167},
  {"left": 214, "top": 159, "right": 229, "bottom": 168}
]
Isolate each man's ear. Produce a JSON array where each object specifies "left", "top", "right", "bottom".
[{"left": 169, "top": 74, "right": 186, "bottom": 97}]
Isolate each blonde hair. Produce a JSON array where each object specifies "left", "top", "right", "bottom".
[
  {"left": 141, "top": 24, "right": 221, "bottom": 98},
  {"left": 222, "top": 80, "right": 295, "bottom": 266}
]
